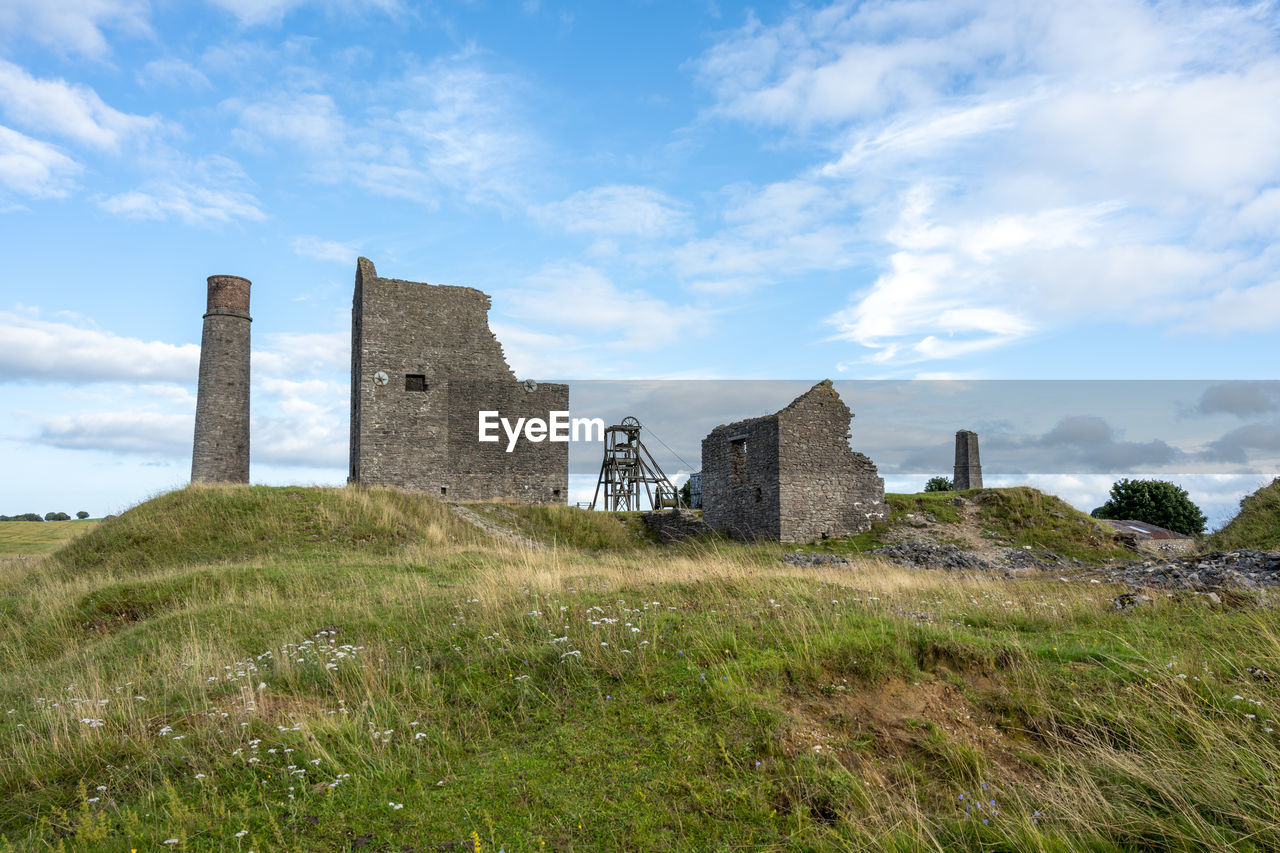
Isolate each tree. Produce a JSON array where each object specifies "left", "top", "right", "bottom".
[
  {"left": 924, "top": 476, "right": 954, "bottom": 492},
  {"left": 1091, "top": 478, "right": 1207, "bottom": 536},
  {"left": 44, "top": 511, "right": 70, "bottom": 521},
  {"left": 76, "top": 511, "right": 89, "bottom": 519}
]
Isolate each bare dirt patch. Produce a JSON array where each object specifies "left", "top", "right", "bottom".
[{"left": 781, "top": 675, "right": 1034, "bottom": 785}]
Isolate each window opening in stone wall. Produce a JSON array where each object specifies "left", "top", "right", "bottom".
[
  {"left": 405, "top": 374, "right": 427, "bottom": 392},
  {"left": 755, "top": 486, "right": 763, "bottom": 503},
  {"left": 730, "top": 438, "right": 747, "bottom": 487},
  {"left": 440, "top": 486, "right": 447, "bottom": 496},
  {"left": 553, "top": 488, "right": 561, "bottom": 498}
]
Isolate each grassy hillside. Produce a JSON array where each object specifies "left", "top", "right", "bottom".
[
  {"left": 2, "top": 485, "right": 1280, "bottom": 851},
  {"left": 0, "top": 519, "right": 99, "bottom": 557},
  {"left": 1206, "top": 477, "right": 1280, "bottom": 551},
  {"left": 49, "top": 484, "right": 481, "bottom": 577},
  {"left": 805, "top": 487, "right": 1133, "bottom": 562}
]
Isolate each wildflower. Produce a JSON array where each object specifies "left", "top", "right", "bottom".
[{"left": 235, "top": 830, "right": 248, "bottom": 838}]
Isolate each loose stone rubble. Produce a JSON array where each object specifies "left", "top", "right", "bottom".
[
  {"left": 788, "top": 542, "right": 1280, "bottom": 595},
  {"left": 1085, "top": 550, "right": 1280, "bottom": 591}
]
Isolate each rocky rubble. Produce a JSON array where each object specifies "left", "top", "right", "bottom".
[
  {"left": 784, "top": 540, "right": 1075, "bottom": 572},
  {"left": 871, "top": 540, "right": 991, "bottom": 570},
  {"left": 1087, "top": 550, "right": 1280, "bottom": 591},
  {"left": 784, "top": 539, "right": 1280, "bottom": 594}
]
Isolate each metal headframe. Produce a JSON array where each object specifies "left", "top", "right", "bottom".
[{"left": 588, "top": 416, "right": 682, "bottom": 512}]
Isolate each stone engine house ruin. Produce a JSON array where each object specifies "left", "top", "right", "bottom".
[
  {"left": 348, "top": 257, "right": 568, "bottom": 503},
  {"left": 701, "top": 380, "right": 885, "bottom": 543}
]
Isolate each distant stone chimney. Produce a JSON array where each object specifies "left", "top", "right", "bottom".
[
  {"left": 191, "top": 275, "right": 252, "bottom": 483},
  {"left": 953, "top": 429, "right": 982, "bottom": 490}
]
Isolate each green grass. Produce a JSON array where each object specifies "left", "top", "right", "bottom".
[
  {"left": 970, "top": 486, "right": 1134, "bottom": 562},
  {"left": 3, "top": 484, "right": 1280, "bottom": 851},
  {"left": 1206, "top": 477, "right": 1280, "bottom": 551},
  {"left": 0, "top": 520, "right": 99, "bottom": 557},
  {"left": 467, "top": 502, "right": 645, "bottom": 551},
  {"left": 800, "top": 487, "right": 1131, "bottom": 563},
  {"left": 49, "top": 484, "right": 478, "bottom": 578}
]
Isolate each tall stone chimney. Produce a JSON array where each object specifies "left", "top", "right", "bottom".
[
  {"left": 191, "top": 275, "right": 251, "bottom": 483},
  {"left": 953, "top": 429, "right": 982, "bottom": 491}
]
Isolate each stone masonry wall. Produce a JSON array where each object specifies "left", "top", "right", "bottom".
[
  {"left": 701, "top": 380, "right": 885, "bottom": 543},
  {"left": 776, "top": 381, "right": 885, "bottom": 542},
  {"left": 192, "top": 274, "right": 251, "bottom": 483},
  {"left": 953, "top": 429, "right": 982, "bottom": 490},
  {"left": 349, "top": 258, "right": 567, "bottom": 503},
  {"left": 701, "top": 414, "right": 781, "bottom": 540}
]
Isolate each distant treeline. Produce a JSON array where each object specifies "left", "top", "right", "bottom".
[{"left": 0, "top": 512, "right": 89, "bottom": 522}]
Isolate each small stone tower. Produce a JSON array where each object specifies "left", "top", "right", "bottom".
[
  {"left": 953, "top": 429, "right": 982, "bottom": 490},
  {"left": 192, "top": 275, "right": 252, "bottom": 483}
]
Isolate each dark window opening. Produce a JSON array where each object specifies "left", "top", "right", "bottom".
[
  {"left": 754, "top": 486, "right": 763, "bottom": 503},
  {"left": 405, "top": 374, "right": 427, "bottom": 392},
  {"left": 553, "top": 488, "right": 561, "bottom": 498},
  {"left": 440, "top": 486, "right": 447, "bottom": 496},
  {"left": 729, "top": 438, "right": 747, "bottom": 487}
]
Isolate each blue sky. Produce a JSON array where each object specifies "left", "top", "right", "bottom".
[{"left": 0, "top": 0, "right": 1277, "bottom": 521}]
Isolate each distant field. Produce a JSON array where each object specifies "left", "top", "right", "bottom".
[{"left": 0, "top": 520, "right": 99, "bottom": 557}]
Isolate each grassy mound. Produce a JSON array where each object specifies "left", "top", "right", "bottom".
[
  {"left": 50, "top": 484, "right": 476, "bottom": 576},
  {"left": 5, "top": 485, "right": 1280, "bottom": 850},
  {"left": 967, "top": 486, "right": 1132, "bottom": 561},
  {"left": 805, "top": 487, "right": 1131, "bottom": 562},
  {"left": 1206, "top": 477, "right": 1280, "bottom": 551}
]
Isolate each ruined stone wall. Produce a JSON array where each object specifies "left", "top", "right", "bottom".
[
  {"left": 776, "top": 382, "right": 885, "bottom": 542},
  {"left": 349, "top": 257, "right": 567, "bottom": 503},
  {"left": 192, "top": 275, "right": 251, "bottom": 483},
  {"left": 701, "top": 381, "right": 885, "bottom": 543},
  {"left": 446, "top": 379, "right": 568, "bottom": 502},
  {"left": 701, "top": 414, "right": 781, "bottom": 540}
]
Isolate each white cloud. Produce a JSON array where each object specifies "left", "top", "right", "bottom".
[
  {"left": 533, "top": 185, "right": 690, "bottom": 237},
  {"left": 100, "top": 182, "right": 265, "bottom": 225},
  {"left": 669, "top": 178, "right": 861, "bottom": 292},
  {"left": 252, "top": 331, "right": 349, "bottom": 376},
  {"left": 0, "top": 0, "right": 151, "bottom": 59},
  {"left": 0, "top": 311, "right": 199, "bottom": 384},
  {"left": 0, "top": 126, "right": 80, "bottom": 199},
  {"left": 204, "top": 0, "right": 402, "bottom": 28},
  {"left": 227, "top": 56, "right": 539, "bottom": 210},
  {"left": 0, "top": 59, "right": 161, "bottom": 152},
  {"left": 231, "top": 92, "right": 345, "bottom": 151},
  {"left": 137, "top": 58, "right": 212, "bottom": 91},
  {"left": 500, "top": 263, "right": 705, "bottom": 350},
  {"left": 291, "top": 235, "right": 360, "bottom": 264},
  {"left": 692, "top": 1, "right": 1280, "bottom": 364},
  {"left": 1181, "top": 280, "right": 1280, "bottom": 334},
  {"left": 99, "top": 156, "right": 265, "bottom": 225},
  {"left": 35, "top": 410, "right": 191, "bottom": 458}
]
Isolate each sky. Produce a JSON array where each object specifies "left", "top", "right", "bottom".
[{"left": 0, "top": 0, "right": 1277, "bottom": 525}]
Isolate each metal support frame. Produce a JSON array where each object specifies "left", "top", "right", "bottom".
[{"left": 589, "top": 417, "right": 681, "bottom": 512}]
